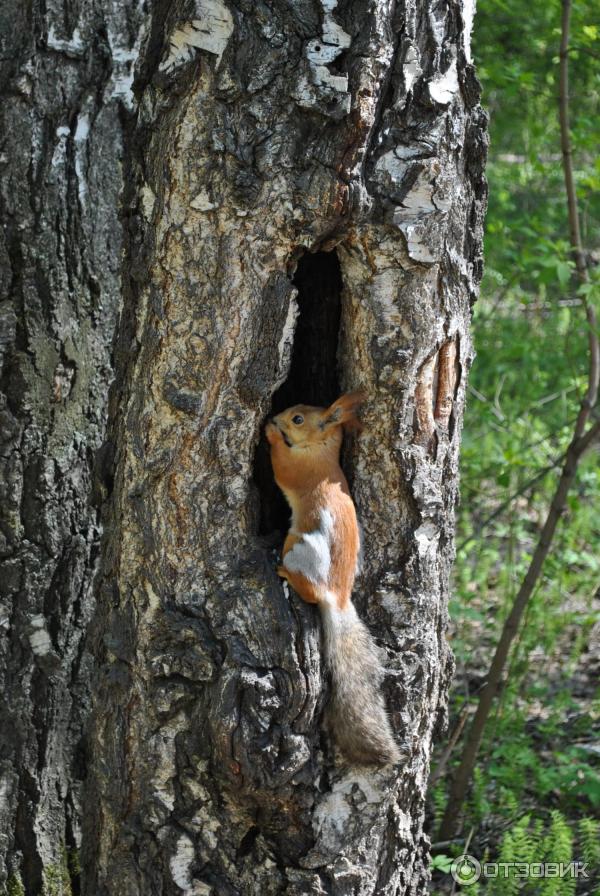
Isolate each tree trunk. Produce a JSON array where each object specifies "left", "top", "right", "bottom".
[
  {"left": 0, "top": 1, "right": 142, "bottom": 892},
  {"left": 0, "top": 0, "right": 487, "bottom": 894}
]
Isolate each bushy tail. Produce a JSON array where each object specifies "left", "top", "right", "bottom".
[{"left": 320, "top": 600, "right": 400, "bottom": 765}]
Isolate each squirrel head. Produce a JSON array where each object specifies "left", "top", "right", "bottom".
[{"left": 266, "top": 391, "right": 366, "bottom": 454}]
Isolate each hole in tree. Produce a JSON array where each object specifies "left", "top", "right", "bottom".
[
  {"left": 275, "top": 249, "right": 342, "bottom": 410},
  {"left": 254, "top": 248, "right": 342, "bottom": 537}
]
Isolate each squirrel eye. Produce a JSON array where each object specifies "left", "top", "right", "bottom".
[{"left": 292, "top": 414, "right": 304, "bottom": 425}]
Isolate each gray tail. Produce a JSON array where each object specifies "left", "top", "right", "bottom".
[{"left": 320, "top": 600, "right": 400, "bottom": 765}]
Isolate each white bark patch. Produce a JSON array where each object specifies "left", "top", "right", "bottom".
[
  {"left": 74, "top": 114, "right": 90, "bottom": 202},
  {"left": 169, "top": 833, "right": 195, "bottom": 891},
  {"left": 414, "top": 521, "right": 440, "bottom": 557},
  {"left": 374, "top": 152, "right": 445, "bottom": 221},
  {"left": 141, "top": 185, "right": 157, "bottom": 220},
  {"left": 403, "top": 173, "right": 436, "bottom": 214},
  {"left": 47, "top": 26, "right": 85, "bottom": 56},
  {"left": 190, "top": 190, "right": 217, "bottom": 211},
  {"left": 160, "top": 2, "right": 234, "bottom": 73},
  {"left": 29, "top": 615, "right": 52, "bottom": 656},
  {"left": 199, "top": 816, "right": 220, "bottom": 850},
  {"left": 371, "top": 269, "right": 403, "bottom": 328},
  {"left": 375, "top": 150, "right": 409, "bottom": 184},
  {"left": 462, "top": 0, "right": 476, "bottom": 63},
  {"left": 295, "top": 0, "right": 351, "bottom": 113},
  {"left": 428, "top": 59, "right": 459, "bottom": 106},
  {"left": 74, "top": 114, "right": 90, "bottom": 143},
  {"left": 305, "top": 41, "right": 348, "bottom": 94},
  {"left": 394, "top": 806, "right": 413, "bottom": 839},
  {"left": 379, "top": 590, "right": 404, "bottom": 623},
  {"left": 51, "top": 126, "right": 70, "bottom": 168},
  {"left": 144, "top": 580, "right": 161, "bottom": 612},
  {"left": 313, "top": 770, "right": 385, "bottom": 840},
  {"left": 428, "top": 3, "right": 448, "bottom": 44},
  {"left": 275, "top": 295, "right": 298, "bottom": 388},
  {"left": 107, "top": 2, "right": 148, "bottom": 111},
  {"left": 0, "top": 603, "right": 9, "bottom": 631},
  {"left": 148, "top": 720, "right": 186, "bottom": 812},
  {"left": 403, "top": 44, "right": 422, "bottom": 93},
  {"left": 393, "top": 219, "right": 434, "bottom": 264},
  {"left": 110, "top": 45, "right": 139, "bottom": 107}
]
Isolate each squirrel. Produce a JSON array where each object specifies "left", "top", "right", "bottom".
[{"left": 265, "top": 392, "right": 400, "bottom": 766}]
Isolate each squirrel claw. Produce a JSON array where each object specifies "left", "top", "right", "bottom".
[{"left": 276, "top": 565, "right": 288, "bottom": 580}]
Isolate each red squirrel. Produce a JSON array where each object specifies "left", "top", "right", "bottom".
[{"left": 265, "top": 392, "right": 400, "bottom": 765}]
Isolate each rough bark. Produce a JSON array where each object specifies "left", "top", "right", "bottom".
[
  {"left": 0, "top": 0, "right": 487, "bottom": 894},
  {"left": 0, "top": 1, "right": 142, "bottom": 891},
  {"left": 84, "top": 1, "right": 486, "bottom": 895}
]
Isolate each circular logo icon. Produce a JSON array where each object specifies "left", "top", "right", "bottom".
[{"left": 450, "top": 854, "right": 481, "bottom": 886}]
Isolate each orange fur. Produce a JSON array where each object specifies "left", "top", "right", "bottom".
[
  {"left": 266, "top": 393, "right": 365, "bottom": 611},
  {"left": 267, "top": 392, "right": 400, "bottom": 765}
]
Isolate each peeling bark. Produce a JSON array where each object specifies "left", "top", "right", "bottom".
[
  {"left": 0, "top": 0, "right": 486, "bottom": 893},
  {"left": 85, "top": 1, "right": 486, "bottom": 893}
]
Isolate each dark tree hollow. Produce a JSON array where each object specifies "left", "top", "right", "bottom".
[{"left": 255, "top": 249, "right": 342, "bottom": 536}]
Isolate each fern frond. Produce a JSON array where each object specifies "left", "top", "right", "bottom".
[
  {"left": 578, "top": 816, "right": 600, "bottom": 866},
  {"left": 541, "top": 810, "right": 575, "bottom": 896}
]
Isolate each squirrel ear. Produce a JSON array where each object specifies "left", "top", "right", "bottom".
[{"left": 322, "top": 391, "right": 366, "bottom": 430}]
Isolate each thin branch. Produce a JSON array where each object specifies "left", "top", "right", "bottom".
[
  {"left": 439, "top": 414, "right": 599, "bottom": 840},
  {"left": 458, "top": 452, "right": 565, "bottom": 553},
  {"left": 429, "top": 705, "right": 470, "bottom": 789},
  {"left": 575, "top": 417, "right": 600, "bottom": 455},
  {"left": 559, "top": 0, "right": 599, "bottom": 413},
  {"left": 566, "top": 45, "right": 600, "bottom": 61},
  {"left": 559, "top": 3, "right": 586, "bottom": 280}
]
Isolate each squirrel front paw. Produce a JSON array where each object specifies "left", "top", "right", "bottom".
[{"left": 276, "top": 564, "right": 289, "bottom": 580}]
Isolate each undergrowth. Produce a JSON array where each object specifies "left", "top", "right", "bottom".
[{"left": 428, "top": 0, "right": 600, "bottom": 891}]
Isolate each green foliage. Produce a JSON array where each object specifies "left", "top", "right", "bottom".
[
  {"left": 42, "top": 849, "right": 73, "bottom": 896},
  {"left": 2, "top": 875, "right": 25, "bottom": 896},
  {"left": 430, "top": 0, "right": 600, "bottom": 889},
  {"left": 487, "top": 812, "right": 580, "bottom": 895},
  {"left": 541, "top": 811, "right": 575, "bottom": 896},
  {"left": 430, "top": 854, "right": 454, "bottom": 873},
  {"left": 430, "top": 779, "right": 449, "bottom": 832},
  {"left": 477, "top": 0, "right": 600, "bottom": 297},
  {"left": 66, "top": 849, "right": 81, "bottom": 882},
  {"left": 490, "top": 813, "right": 537, "bottom": 895},
  {"left": 431, "top": 811, "right": 596, "bottom": 892},
  {"left": 0, "top": 850, "right": 80, "bottom": 896},
  {"left": 578, "top": 817, "right": 600, "bottom": 867}
]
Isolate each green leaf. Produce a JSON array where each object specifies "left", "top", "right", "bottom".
[
  {"left": 556, "top": 261, "right": 573, "bottom": 288},
  {"left": 430, "top": 854, "right": 454, "bottom": 872}
]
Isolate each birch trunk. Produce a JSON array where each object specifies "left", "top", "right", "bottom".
[
  {"left": 0, "top": 0, "right": 143, "bottom": 891},
  {"left": 0, "top": 0, "right": 487, "bottom": 893}
]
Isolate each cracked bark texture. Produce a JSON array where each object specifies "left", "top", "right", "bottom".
[
  {"left": 0, "top": 0, "right": 144, "bottom": 892},
  {"left": 0, "top": 0, "right": 487, "bottom": 894}
]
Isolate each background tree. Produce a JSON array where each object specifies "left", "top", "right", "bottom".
[
  {"left": 0, "top": 1, "right": 142, "bottom": 892},
  {"left": 0, "top": 1, "right": 486, "bottom": 894}
]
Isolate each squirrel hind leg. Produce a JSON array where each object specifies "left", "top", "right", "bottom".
[{"left": 279, "top": 567, "right": 322, "bottom": 604}]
